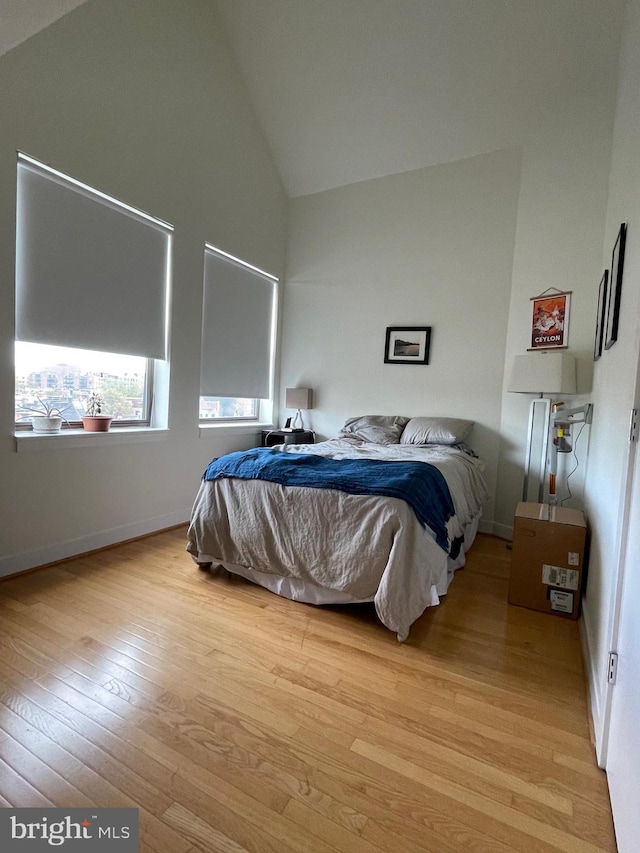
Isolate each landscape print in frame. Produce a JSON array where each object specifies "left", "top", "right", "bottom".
[{"left": 384, "top": 326, "right": 431, "bottom": 365}]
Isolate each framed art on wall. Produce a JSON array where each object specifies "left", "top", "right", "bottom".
[
  {"left": 594, "top": 270, "right": 608, "bottom": 361},
  {"left": 605, "top": 222, "right": 627, "bottom": 350},
  {"left": 529, "top": 291, "right": 571, "bottom": 350},
  {"left": 384, "top": 326, "right": 431, "bottom": 364}
]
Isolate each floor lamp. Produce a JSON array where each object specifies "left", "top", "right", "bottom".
[{"left": 508, "top": 351, "right": 577, "bottom": 503}]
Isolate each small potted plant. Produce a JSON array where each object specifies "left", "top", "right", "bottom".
[
  {"left": 18, "top": 396, "right": 72, "bottom": 433},
  {"left": 82, "top": 392, "right": 113, "bottom": 432}
]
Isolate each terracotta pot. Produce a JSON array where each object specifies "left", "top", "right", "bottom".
[{"left": 82, "top": 415, "right": 113, "bottom": 432}]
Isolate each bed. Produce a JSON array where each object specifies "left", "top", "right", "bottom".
[{"left": 186, "top": 415, "right": 488, "bottom": 641}]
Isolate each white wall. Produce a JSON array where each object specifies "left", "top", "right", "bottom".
[
  {"left": 494, "top": 119, "right": 618, "bottom": 533},
  {"left": 0, "top": 0, "right": 287, "bottom": 574},
  {"left": 283, "top": 92, "right": 619, "bottom": 534},
  {"left": 282, "top": 148, "right": 523, "bottom": 527},
  {"left": 581, "top": 0, "right": 640, "bottom": 757},
  {"left": 279, "top": 4, "right": 620, "bottom": 538}
]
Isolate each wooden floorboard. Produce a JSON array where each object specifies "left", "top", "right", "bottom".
[{"left": 0, "top": 529, "right": 616, "bottom": 852}]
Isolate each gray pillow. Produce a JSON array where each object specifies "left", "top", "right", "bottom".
[
  {"left": 400, "top": 416, "right": 474, "bottom": 446},
  {"left": 340, "top": 414, "right": 410, "bottom": 445}
]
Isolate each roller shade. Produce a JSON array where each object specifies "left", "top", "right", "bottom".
[
  {"left": 15, "top": 154, "right": 171, "bottom": 359},
  {"left": 200, "top": 246, "right": 276, "bottom": 400}
]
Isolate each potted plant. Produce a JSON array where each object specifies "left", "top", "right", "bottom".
[
  {"left": 82, "top": 392, "right": 113, "bottom": 432},
  {"left": 18, "top": 396, "right": 72, "bottom": 433}
]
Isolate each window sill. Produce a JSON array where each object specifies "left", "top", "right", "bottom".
[
  {"left": 15, "top": 427, "right": 170, "bottom": 453},
  {"left": 198, "top": 422, "right": 273, "bottom": 439}
]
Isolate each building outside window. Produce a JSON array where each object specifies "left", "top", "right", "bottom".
[{"left": 15, "top": 342, "right": 150, "bottom": 428}]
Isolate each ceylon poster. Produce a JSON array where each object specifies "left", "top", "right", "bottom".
[{"left": 530, "top": 291, "right": 571, "bottom": 349}]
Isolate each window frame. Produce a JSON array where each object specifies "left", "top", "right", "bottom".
[
  {"left": 198, "top": 395, "right": 260, "bottom": 423},
  {"left": 14, "top": 346, "right": 155, "bottom": 432},
  {"left": 13, "top": 152, "right": 173, "bottom": 438},
  {"left": 199, "top": 243, "right": 279, "bottom": 426}
]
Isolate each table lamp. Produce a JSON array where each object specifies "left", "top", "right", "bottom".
[{"left": 285, "top": 387, "right": 313, "bottom": 430}]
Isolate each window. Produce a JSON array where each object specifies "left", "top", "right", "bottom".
[
  {"left": 15, "top": 342, "right": 150, "bottom": 428},
  {"left": 200, "top": 245, "right": 277, "bottom": 422},
  {"left": 15, "top": 153, "right": 172, "bottom": 431},
  {"left": 199, "top": 397, "right": 258, "bottom": 420}
]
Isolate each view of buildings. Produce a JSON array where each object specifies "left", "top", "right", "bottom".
[
  {"left": 199, "top": 396, "right": 257, "bottom": 419},
  {"left": 15, "top": 358, "right": 145, "bottom": 424},
  {"left": 15, "top": 345, "right": 257, "bottom": 425}
]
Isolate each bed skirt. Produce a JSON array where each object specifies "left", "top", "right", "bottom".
[{"left": 193, "top": 512, "right": 481, "bottom": 638}]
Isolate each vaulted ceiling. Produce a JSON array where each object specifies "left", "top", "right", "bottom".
[
  {"left": 216, "top": 0, "right": 623, "bottom": 197},
  {"left": 0, "top": 0, "right": 88, "bottom": 56},
  {"left": 1, "top": 0, "right": 624, "bottom": 199}
]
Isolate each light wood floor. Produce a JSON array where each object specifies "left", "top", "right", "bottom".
[{"left": 0, "top": 529, "right": 615, "bottom": 853}]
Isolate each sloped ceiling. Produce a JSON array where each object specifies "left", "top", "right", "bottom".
[
  {"left": 0, "top": 1, "right": 624, "bottom": 200},
  {"left": 0, "top": 0, "right": 89, "bottom": 56},
  {"left": 216, "top": 0, "right": 623, "bottom": 197}
]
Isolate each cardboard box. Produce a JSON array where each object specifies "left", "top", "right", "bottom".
[{"left": 509, "top": 502, "right": 587, "bottom": 619}]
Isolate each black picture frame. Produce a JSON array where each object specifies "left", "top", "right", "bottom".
[
  {"left": 384, "top": 326, "right": 431, "bottom": 365},
  {"left": 594, "top": 270, "right": 608, "bottom": 361},
  {"left": 605, "top": 222, "right": 627, "bottom": 350}
]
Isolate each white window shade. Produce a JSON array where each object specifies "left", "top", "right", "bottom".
[
  {"left": 15, "top": 155, "right": 171, "bottom": 359},
  {"left": 200, "top": 247, "right": 276, "bottom": 400}
]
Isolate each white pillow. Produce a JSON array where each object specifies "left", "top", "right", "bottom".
[
  {"left": 400, "top": 417, "right": 474, "bottom": 446},
  {"left": 340, "top": 415, "right": 409, "bottom": 445}
]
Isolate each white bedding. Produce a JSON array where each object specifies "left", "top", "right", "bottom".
[{"left": 186, "top": 438, "right": 488, "bottom": 641}]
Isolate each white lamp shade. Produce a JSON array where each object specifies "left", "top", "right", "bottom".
[
  {"left": 508, "top": 352, "right": 576, "bottom": 395},
  {"left": 285, "top": 387, "right": 312, "bottom": 409}
]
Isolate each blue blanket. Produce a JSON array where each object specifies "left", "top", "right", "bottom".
[{"left": 203, "top": 448, "right": 455, "bottom": 552}]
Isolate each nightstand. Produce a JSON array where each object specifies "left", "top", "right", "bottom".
[{"left": 261, "top": 429, "right": 315, "bottom": 447}]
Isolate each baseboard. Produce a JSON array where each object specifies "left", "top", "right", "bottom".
[
  {"left": 0, "top": 509, "right": 191, "bottom": 579},
  {"left": 477, "top": 518, "right": 512, "bottom": 540},
  {"left": 490, "top": 520, "right": 514, "bottom": 540},
  {"left": 580, "top": 610, "right": 606, "bottom": 768}
]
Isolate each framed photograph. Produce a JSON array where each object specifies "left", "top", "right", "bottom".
[
  {"left": 605, "top": 222, "right": 627, "bottom": 350},
  {"left": 594, "top": 270, "right": 608, "bottom": 361},
  {"left": 384, "top": 326, "right": 431, "bottom": 364},
  {"left": 529, "top": 291, "right": 571, "bottom": 350}
]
